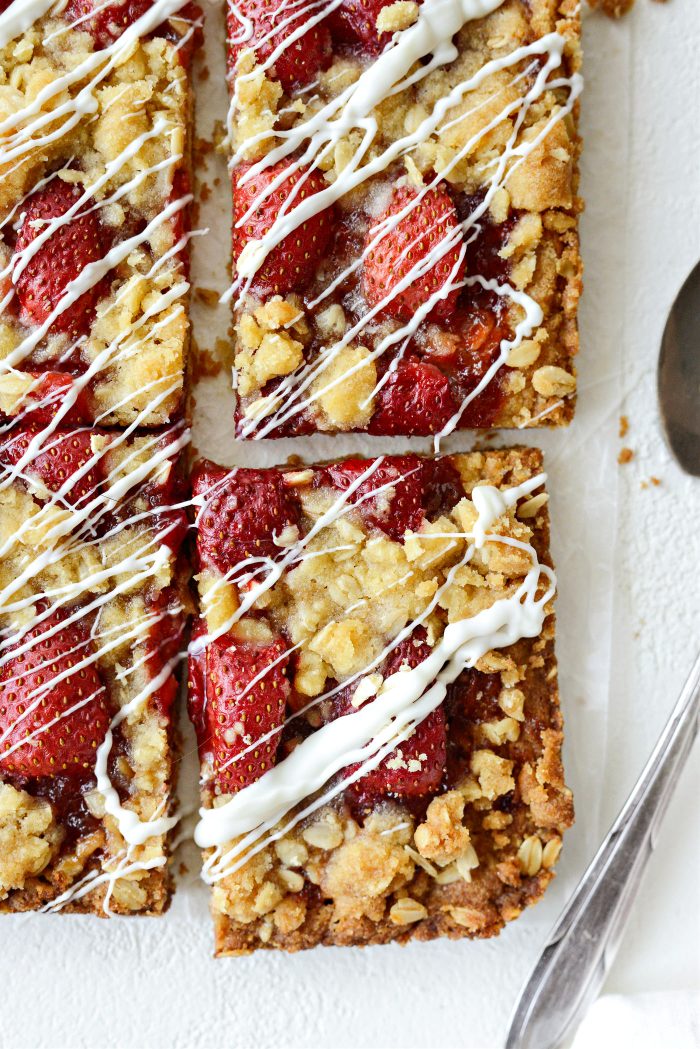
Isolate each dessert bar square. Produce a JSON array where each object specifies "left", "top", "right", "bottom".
[
  {"left": 0, "top": 422, "right": 189, "bottom": 914},
  {"left": 227, "top": 0, "right": 582, "bottom": 439},
  {"left": 0, "top": 0, "right": 201, "bottom": 429},
  {"left": 189, "top": 448, "right": 573, "bottom": 954}
]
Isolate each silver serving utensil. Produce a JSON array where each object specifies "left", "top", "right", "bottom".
[
  {"left": 506, "top": 261, "right": 700, "bottom": 1048},
  {"left": 658, "top": 259, "right": 700, "bottom": 476}
]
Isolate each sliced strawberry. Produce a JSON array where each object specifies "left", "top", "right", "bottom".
[
  {"left": 368, "top": 359, "right": 457, "bottom": 436},
  {"left": 18, "top": 373, "right": 91, "bottom": 427},
  {"left": 193, "top": 460, "right": 300, "bottom": 575},
  {"left": 233, "top": 161, "right": 334, "bottom": 296},
  {"left": 65, "top": 0, "right": 151, "bottom": 45},
  {"left": 0, "top": 608, "right": 111, "bottom": 777},
  {"left": 328, "top": 0, "right": 409, "bottom": 55},
  {"left": 199, "top": 635, "right": 290, "bottom": 792},
  {"left": 227, "top": 0, "right": 331, "bottom": 91},
  {"left": 342, "top": 629, "right": 446, "bottom": 800},
  {"left": 363, "top": 183, "right": 465, "bottom": 324},
  {"left": 0, "top": 427, "right": 103, "bottom": 507},
  {"left": 322, "top": 454, "right": 425, "bottom": 541},
  {"left": 13, "top": 179, "right": 110, "bottom": 337},
  {"left": 66, "top": 0, "right": 202, "bottom": 60}
]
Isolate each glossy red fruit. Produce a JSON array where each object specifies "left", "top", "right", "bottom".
[
  {"left": 327, "top": 0, "right": 406, "bottom": 55},
  {"left": 0, "top": 427, "right": 103, "bottom": 507},
  {"left": 233, "top": 161, "right": 334, "bottom": 295},
  {"left": 201, "top": 635, "right": 290, "bottom": 792},
  {"left": 363, "top": 183, "right": 465, "bottom": 324},
  {"left": 0, "top": 608, "right": 111, "bottom": 777},
  {"left": 368, "top": 359, "right": 457, "bottom": 436},
  {"left": 14, "top": 179, "right": 110, "bottom": 337},
  {"left": 227, "top": 0, "right": 332, "bottom": 91},
  {"left": 144, "top": 591, "right": 184, "bottom": 718},
  {"left": 18, "top": 373, "right": 91, "bottom": 427},
  {"left": 64, "top": 0, "right": 151, "bottom": 46},
  {"left": 344, "top": 629, "right": 446, "bottom": 799},
  {"left": 192, "top": 461, "right": 300, "bottom": 574},
  {"left": 323, "top": 454, "right": 425, "bottom": 541}
]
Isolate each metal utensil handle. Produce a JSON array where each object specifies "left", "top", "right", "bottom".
[{"left": 506, "top": 651, "right": 700, "bottom": 1049}]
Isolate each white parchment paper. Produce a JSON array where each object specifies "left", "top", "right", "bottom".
[{"left": 3, "top": 2, "right": 662, "bottom": 1046}]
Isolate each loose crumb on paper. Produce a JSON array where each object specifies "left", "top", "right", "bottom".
[
  {"left": 618, "top": 447, "right": 634, "bottom": 465},
  {"left": 619, "top": 415, "right": 629, "bottom": 438},
  {"left": 588, "top": 0, "right": 668, "bottom": 17}
]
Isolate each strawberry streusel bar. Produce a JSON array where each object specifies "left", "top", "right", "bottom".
[
  {"left": 0, "top": 0, "right": 201, "bottom": 429},
  {"left": 188, "top": 448, "right": 573, "bottom": 954},
  {"left": 0, "top": 423, "right": 189, "bottom": 914},
  {"left": 227, "top": 0, "right": 582, "bottom": 439}
]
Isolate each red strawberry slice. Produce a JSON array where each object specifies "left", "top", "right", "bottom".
[
  {"left": 65, "top": 0, "right": 151, "bottom": 45},
  {"left": 199, "top": 635, "right": 290, "bottom": 792},
  {"left": 368, "top": 359, "right": 457, "bottom": 436},
  {"left": 18, "top": 373, "right": 91, "bottom": 427},
  {"left": 328, "top": 0, "right": 414, "bottom": 55},
  {"left": 66, "top": 0, "right": 202, "bottom": 60},
  {"left": 227, "top": 0, "right": 331, "bottom": 91},
  {"left": 143, "top": 591, "right": 184, "bottom": 718},
  {"left": 0, "top": 427, "right": 103, "bottom": 507},
  {"left": 342, "top": 629, "right": 446, "bottom": 800},
  {"left": 233, "top": 161, "right": 334, "bottom": 295},
  {"left": 322, "top": 454, "right": 425, "bottom": 541},
  {"left": 14, "top": 179, "right": 110, "bottom": 337},
  {"left": 192, "top": 461, "right": 300, "bottom": 575},
  {"left": 0, "top": 608, "right": 111, "bottom": 777},
  {"left": 363, "top": 183, "right": 465, "bottom": 323}
]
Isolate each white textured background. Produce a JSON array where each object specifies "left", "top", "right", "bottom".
[{"left": 2, "top": 2, "right": 700, "bottom": 1047}]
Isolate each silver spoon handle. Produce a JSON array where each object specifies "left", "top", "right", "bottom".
[{"left": 506, "top": 651, "right": 700, "bottom": 1049}]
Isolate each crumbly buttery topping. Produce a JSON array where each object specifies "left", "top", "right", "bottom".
[
  {"left": 189, "top": 448, "right": 573, "bottom": 954},
  {"left": 226, "top": 0, "right": 583, "bottom": 439}
]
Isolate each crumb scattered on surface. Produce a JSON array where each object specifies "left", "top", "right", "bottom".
[
  {"left": 650, "top": 476, "right": 661, "bottom": 486},
  {"left": 619, "top": 415, "right": 629, "bottom": 438},
  {"left": 194, "top": 287, "right": 220, "bottom": 308},
  {"left": 588, "top": 0, "right": 636, "bottom": 16},
  {"left": 618, "top": 447, "right": 634, "bottom": 464},
  {"left": 588, "top": 0, "right": 667, "bottom": 16}
]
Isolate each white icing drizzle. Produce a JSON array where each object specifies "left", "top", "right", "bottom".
[
  {"left": 225, "top": 0, "right": 582, "bottom": 439},
  {"left": 192, "top": 470, "right": 553, "bottom": 882}
]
